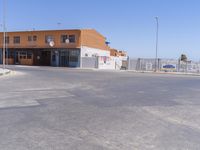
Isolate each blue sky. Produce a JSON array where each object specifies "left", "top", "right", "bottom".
[{"left": 1, "top": 0, "right": 200, "bottom": 60}]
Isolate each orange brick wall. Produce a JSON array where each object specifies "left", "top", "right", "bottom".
[
  {"left": 110, "top": 48, "right": 127, "bottom": 57},
  {"left": 0, "top": 30, "right": 81, "bottom": 49},
  {"left": 110, "top": 49, "right": 118, "bottom": 56},
  {"left": 80, "top": 29, "right": 110, "bottom": 51},
  {"left": 0, "top": 29, "right": 110, "bottom": 51}
]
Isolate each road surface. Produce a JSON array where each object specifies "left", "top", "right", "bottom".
[{"left": 0, "top": 66, "right": 200, "bottom": 150}]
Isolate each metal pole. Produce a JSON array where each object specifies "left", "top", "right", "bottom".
[
  {"left": 155, "top": 17, "right": 159, "bottom": 72},
  {"left": 2, "top": 0, "right": 6, "bottom": 69},
  {"left": 5, "top": 29, "right": 8, "bottom": 66}
]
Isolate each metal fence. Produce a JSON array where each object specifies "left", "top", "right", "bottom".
[
  {"left": 81, "top": 56, "right": 200, "bottom": 73},
  {"left": 128, "top": 58, "right": 200, "bottom": 73}
]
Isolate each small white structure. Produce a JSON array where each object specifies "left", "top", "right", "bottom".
[{"left": 81, "top": 46, "right": 128, "bottom": 70}]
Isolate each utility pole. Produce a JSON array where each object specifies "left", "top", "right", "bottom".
[
  {"left": 2, "top": 0, "right": 6, "bottom": 69},
  {"left": 155, "top": 17, "right": 159, "bottom": 72}
]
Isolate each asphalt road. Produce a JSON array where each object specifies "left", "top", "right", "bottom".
[{"left": 0, "top": 66, "right": 200, "bottom": 150}]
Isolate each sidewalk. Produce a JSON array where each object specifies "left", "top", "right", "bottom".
[{"left": 0, "top": 68, "right": 11, "bottom": 76}]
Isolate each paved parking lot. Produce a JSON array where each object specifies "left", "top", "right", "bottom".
[{"left": 0, "top": 66, "right": 200, "bottom": 150}]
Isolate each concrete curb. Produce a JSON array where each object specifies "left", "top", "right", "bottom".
[{"left": 127, "top": 70, "right": 200, "bottom": 77}]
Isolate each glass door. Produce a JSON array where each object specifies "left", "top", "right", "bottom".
[{"left": 60, "top": 51, "right": 70, "bottom": 67}]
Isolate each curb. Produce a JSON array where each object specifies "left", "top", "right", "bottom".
[{"left": 127, "top": 70, "right": 200, "bottom": 77}]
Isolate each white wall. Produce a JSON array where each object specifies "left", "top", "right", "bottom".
[
  {"left": 80, "top": 46, "right": 128, "bottom": 70},
  {"left": 112, "top": 57, "right": 122, "bottom": 70},
  {"left": 98, "top": 56, "right": 115, "bottom": 69},
  {"left": 81, "top": 46, "right": 110, "bottom": 58}
]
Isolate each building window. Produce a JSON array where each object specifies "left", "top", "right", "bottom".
[
  {"left": 45, "top": 35, "right": 54, "bottom": 43},
  {"left": 20, "top": 51, "right": 27, "bottom": 59},
  {"left": 27, "top": 51, "right": 33, "bottom": 59},
  {"left": 14, "top": 36, "right": 20, "bottom": 44},
  {"left": 70, "top": 56, "right": 78, "bottom": 62},
  {"left": 69, "top": 35, "right": 76, "bottom": 43},
  {"left": 33, "top": 35, "right": 37, "bottom": 41},
  {"left": 5, "top": 50, "right": 14, "bottom": 58},
  {"left": 28, "top": 36, "right": 32, "bottom": 42},
  {"left": 61, "top": 35, "right": 68, "bottom": 43},
  {"left": 70, "top": 50, "right": 79, "bottom": 56},
  {"left": 5, "top": 36, "right": 9, "bottom": 44},
  {"left": 28, "top": 35, "right": 37, "bottom": 42},
  {"left": 9, "top": 52, "right": 14, "bottom": 58}
]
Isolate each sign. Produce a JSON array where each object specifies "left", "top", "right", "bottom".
[
  {"left": 161, "top": 64, "right": 176, "bottom": 71},
  {"left": 99, "top": 56, "right": 111, "bottom": 65},
  {"left": 98, "top": 56, "right": 115, "bottom": 69}
]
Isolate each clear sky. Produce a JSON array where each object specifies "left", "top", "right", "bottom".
[{"left": 0, "top": 0, "right": 200, "bottom": 60}]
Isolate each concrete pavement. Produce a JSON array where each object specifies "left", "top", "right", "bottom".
[{"left": 0, "top": 66, "right": 200, "bottom": 149}]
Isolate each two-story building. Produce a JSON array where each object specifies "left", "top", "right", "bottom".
[{"left": 0, "top": 29, "right": 110, "bottom": 67}]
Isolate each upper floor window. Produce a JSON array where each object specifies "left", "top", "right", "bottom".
[
  {"left": 28, "top": 35, "right": 37, "bottom": 42},
  {"left": 60, "top": 35, "right": 68, "bottom": 43},
  {"left": 5, "top": 36, "right": 9, "bottom": 44},
  {"left": 14, "top": 36, "right": 20, "bottom": 44},
  {"left": 45, "top": 35, "right": 54, "bottom": 43},
  {"left": 33, "top": 35, "right": 37, "bottom": 41},
  {"left": 28, "top": 36, "right": 32, "bottom": 42},
  {"left": 69, "top": 35, "right": 76, "bottom": 43}
]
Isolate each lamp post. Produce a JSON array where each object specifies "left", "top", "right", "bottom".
[
  {"left": 155, "top": 16, "right": 159, "bottom": 72},
  {"left": 2, "top": 0, "right": 6, "bottom": 69}
]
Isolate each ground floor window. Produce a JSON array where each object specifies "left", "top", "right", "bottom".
[
  {"left": 6, "top": 50, "right": 14, "bottom": 59},
  {"left": 4, "top": 49, "right": 33, "bottom": 65},
  {"left": 70, "top": 50, "right": 79, "bottom": 56},
  {"left": 59, "top": 49, "right": 80, "bottom": 67},
  {"left": 2, "top": 49, "right": 80, "bottom": 67},
  {"left": 19, "top": 51, "right": 33, "bottom": 59},
  {"left": 27, "top": 51, "right": 33, "bottom": 59},
  {"left": 70, "top": 56, "right": 79, "bottom": 62}
]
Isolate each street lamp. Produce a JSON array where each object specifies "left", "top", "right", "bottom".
[
  {"left": 2, "top": 0, "right": 6, "bottom": 69},
  {"left": 155, "top": 16, "right": 159, "bottom": 72}
]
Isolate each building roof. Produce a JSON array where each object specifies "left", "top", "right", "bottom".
[{"left": 2, "top": 29, "right": 106, "bottom": 38}]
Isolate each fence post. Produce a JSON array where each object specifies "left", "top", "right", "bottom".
[
  {"left": 158, "top": 58, "right": 161, "bottom": 71},
  {"left": 177, "top": 59, "right": 180, "bottom": 72},
  {"left": 137, "top": 58, "right": 141, "bottom": 71},
  {"left": 127, "top": 56, "right": 130, "bottom": 70},
  {"left": 96, "top": 56, "right": 99, "bottom": 69}
]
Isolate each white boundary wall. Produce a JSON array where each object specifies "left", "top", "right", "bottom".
[
  {"left": 80, "top": 46, "right": 128, "bottom": 70},
  {"left": 98, "top": 56, "right": 115, "bottom": 69}
]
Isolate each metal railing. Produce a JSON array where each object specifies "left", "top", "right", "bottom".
[{"left": 128, "top": 58, "right": 200, "bottom": 74}]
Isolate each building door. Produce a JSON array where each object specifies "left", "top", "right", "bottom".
[
  {"left": 59, "top": 49, "right": 80, "bottom": 67},
  {"left": 60, "top": 51, "right": 70, "bottom": 67},
  {"left": 41, "top": 51, "right": 51, "bottom": 66},
  {"left": 69, "top": 50, "right": 80, "bottom": 67}
]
